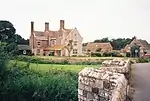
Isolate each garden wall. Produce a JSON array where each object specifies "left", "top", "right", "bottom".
[{"left": 78, "top": 58, "right": 131, "bottom": 101}]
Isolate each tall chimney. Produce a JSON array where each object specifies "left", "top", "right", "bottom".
[
  {"left": 60, "top": 20, "right": 65, "bottom": 29},
  {"left": 45, "top": 22, "right": 49, "bottom": 31},
  {"left": 31, "top": 21, "right": 34, "bottom": 33}
]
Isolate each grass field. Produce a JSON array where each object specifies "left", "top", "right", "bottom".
[
  {"left": 8, "top": 60, "right": 100, "bottom": 73},
  {"left": 34, "top": 56, "right": 118, "bottom": 60}
]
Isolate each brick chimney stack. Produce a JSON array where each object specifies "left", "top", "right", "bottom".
[
  {"left": 31, "top": 21, "right": 34, "bottom": 34},
  {"left": 60, "top": 20, "right": 65, "bottom": 29},
  {"left": 45, "top": 22, "right": 49, "bottom": 31}
]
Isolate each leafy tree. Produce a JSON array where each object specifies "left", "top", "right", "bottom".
[
  {"left": 0, "top": 21, "right": 16, "bottom": 43},
  {"left": 94, "top": 37, "right": 110, "bottom": 43},
  {"left": 0, "top": 20, "right": 28, "bottom": 56},
  {"left": 66, "top": 40, "right": 73, "bottom": 57},
  {"left": 110, "top": 38, "right": 131, "bottom": 50},
  {"left": 14, "top": 34, "right": 29, "bottom": 45},
  {"left": 0, "top": 42, "right": 7, "bottom": 74}
]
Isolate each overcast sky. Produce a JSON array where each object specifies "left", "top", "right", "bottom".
[{"left": 0, "top": 0, "right": 150, "bottom": 42}]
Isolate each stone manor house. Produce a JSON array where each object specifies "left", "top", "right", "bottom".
[{"left": 29, "top": 20, "right": 83, "bottom": 56}]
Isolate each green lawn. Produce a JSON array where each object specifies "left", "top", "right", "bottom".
[
  {"left": 30, "top": 64, "right": 99, "bottom": 72},
  {"left": 34, "top": 56, "right": 118, "bottom": 60},
  {"left": 8, "top": 60, "right": 100, "bottom": 73}
]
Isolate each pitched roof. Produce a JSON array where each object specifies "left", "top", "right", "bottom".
[
  {"left": 138, "top": 39, "right": 150, "bottom": 50},
  {"left": 86, "top": 42, "right": 113, "bottom": 52},
  {"left": 44, "top": 45, "right": 66, "bottom": 51},
  {"left": 58, "top": 29, "right": 73, "bottom": 36},
  {"left": 33, "top": 31, "right": 44, "bottom": 36},
  {"left": 18, "top": 45, "right": 31, "bottom": 50}
]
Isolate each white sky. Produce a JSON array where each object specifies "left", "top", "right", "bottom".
[{"left": 0, "top": 0, "right": 150, "bottom": 43}]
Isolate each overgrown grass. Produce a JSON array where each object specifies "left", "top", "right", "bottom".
[{"left": 0, "top": 64, "right": 78, "bottom": 101}]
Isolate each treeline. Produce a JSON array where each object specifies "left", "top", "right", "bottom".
[{"left": 84, "top": 37, "right": 136, "bottom": 50}]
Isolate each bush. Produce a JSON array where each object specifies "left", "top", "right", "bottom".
[
  {"left": 103, "top": 52, "right": 112, "bottom": 57},
  {"left": 91, "top": 52, "right": 101, "bottom": 57},
  {"left": 126, "top": 52, "right": 131, "bottom": 57},
  {"left": 111, "top": 52, "right": 123, "bottom": 57},
  {"left": 0, "top": 64, "right": 78, "bottom": 101},
  {"left": 136, "top": 58, "right": 150, "bottom": 63}
]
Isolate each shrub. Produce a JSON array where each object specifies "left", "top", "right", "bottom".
[
  {"left": 61, "top": 59, "right": 69, "bottom": 65},
  {"left": 136, "top": 58, "right": 150, "bottom": 63},
  {"left": 91, "top": 52, "right": 101, "bottom": 57},
  {"left": 111, "top": 52, "right": 123, "bottom": 57},
  {"left": 0, "top": 64, "right": 78, "bottom": 101},
  {"left": 126, "top": 52, "right": 131, "bottom": 57},
  {"left": 103, "top": 52, "right": 112, "bottom": 57}
]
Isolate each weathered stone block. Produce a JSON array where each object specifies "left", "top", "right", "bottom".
[
  {"left": 79, "top": 76, "right": 89, "bottom": 85},
  {"left": 78, "top": 89, "right": 83, "bottom": 96},
  {"left": 95, "top": 80, "right": 103, "bottom": 89},
  {"left": 87, "top": 92, "right": 94, "bottom": 99},
  {"left": 84, "top": 85, "right": 92, "bottom": 92}
]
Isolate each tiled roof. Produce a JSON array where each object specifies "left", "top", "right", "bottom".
[
  {"left": 59, "top": 29, "right": 73, "bottom": 35},
  {"left": 44, "top": 45, "right": 66, "bottom": 51},
  {"left": 34, "top": 31, "right": 44, "bottom": 36},
  {"left": 137, "top": 39, "right": 150, "bottom": 50},
  {"left": 85, "top": 42, "right": 113, "bottom": 52}
]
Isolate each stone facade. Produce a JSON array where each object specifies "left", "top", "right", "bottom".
[
  {"left": 78, "top": 58, "right": 131, "bottom": 101},
  {"left": 29, "top": 20, "right": 83, "bottom": 56}
]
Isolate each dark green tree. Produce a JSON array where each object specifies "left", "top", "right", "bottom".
[
  {"left": 0, "top": 21, "right": 16, "bottom": 43},
  {"left": 0, "top": 20, "right": 19, "bottom": 56},
  {"left": 94, "top": 37, "right": 110, "bottom": 43}
]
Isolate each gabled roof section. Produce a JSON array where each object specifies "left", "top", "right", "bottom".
[
  {"left": 138, "top": 39, "right": 150, "bottom": 50},
  {"left": 33, "top": 31, "right": 44, "bottom": 36},
  {"left": 59, "top": 28, "right": 73, "bottom": 35}
]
